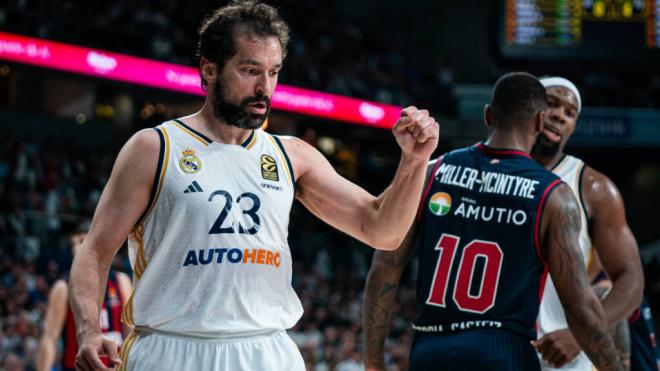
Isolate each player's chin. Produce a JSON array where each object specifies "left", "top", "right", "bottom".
[{"left": 237, "top": 115, "right": 266, "bottom": 129}]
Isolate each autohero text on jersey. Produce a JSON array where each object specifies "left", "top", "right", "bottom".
[
  {"left": 437, "top": 163, "right": 539, "bottom": 199},
  {"left": 182, "top": 248, "right": 281, "bottom": 267}
]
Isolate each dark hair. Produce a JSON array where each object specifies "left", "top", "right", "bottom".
[
  {"left": 490, "top": 72, "right": 548, "bottom": 128},
  {"left": 196, "top": 0, "right": 290, "bottom": 90}
]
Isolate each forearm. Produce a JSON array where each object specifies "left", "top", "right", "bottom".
[
  {"left": 36, "top": 338, "right": 56, "bottom": 371},
  {"left": 69, "top": 249, "right": 111, "bottom": 338},
  {"left": 601, "top": 273, "right": 643, "bottom": 326},
  {"left": 363, "top": 265, "right": 402, "bottom": 369},
  {"left": 367, "top": 154, "right": 428, "bottom": 248},
  {"left": 565, "top": 301, "right": 623, "bottom": 371}
]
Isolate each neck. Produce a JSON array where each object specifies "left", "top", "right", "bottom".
[
  {"left": 484, "top": 128, "right": 534, "bottom": 154},
  {"left": 182, "top": 101, "right": 254, "bottom": 145},
  {"left": 534, "top": 149, "right": 566, "bottom": 170}
]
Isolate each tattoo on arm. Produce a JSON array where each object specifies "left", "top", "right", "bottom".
[
  {"left": 593, "top": 286, "right": 631, "bottom": 370},
  {"left": 547, "top": 191, "right": 591, "bottom": 293},
  {"left": 548, "top": 186, "right": 623, "bottom": 371},
  {"left": 363, "top": 231, "right": 417, "bottom": 369},
  {"left": 611, "top": 319, "right": 631, "bottom": 370}
]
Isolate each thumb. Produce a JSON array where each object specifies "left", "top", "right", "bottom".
[
  {"left": 530, "top": 337, "right": 544, "bottom": 349},
  {"left": 102, "top": 340, "right": 122, "bottom": 366}
]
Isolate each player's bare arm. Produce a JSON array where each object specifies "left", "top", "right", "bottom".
[
  {"left": 583, "top": 166, "right": 644, "bottom": 325},
  {"left": 281, "top": 106, "right": 439, "bottom": 250},
  {"left": 363, "top": 225, "right": 418, "bottom": 370},
  {"left": 593, "top": 281, "right": 632, "bottom": 371},
  {"left": 68, "top": 129, "right": 160, "bottom": 371},
  {"left": 537, "top": 183, "right": 623, "bottom": 371},
  {"left": 37, "top": 280, "right": 68, "bottom": 371},
  {"left": 362, "top": 160, "right": 436, "bottom": 370}
]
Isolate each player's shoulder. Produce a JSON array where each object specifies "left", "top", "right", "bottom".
[
  {"left": 581, "top": 163, "right": 621, "bottom": 204},
  {"left": 272, "top": 135, "right": 321, "bottom": 161},
  {"left": 264, "top": 135, "right": 319, "bottom": 182},
  {"left": 110, "top": 128, "right": 160, "bottom": 162}
]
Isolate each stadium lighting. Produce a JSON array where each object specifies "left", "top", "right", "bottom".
[{"left": 0, "top": 32, "right": 402, "bottom": 129}]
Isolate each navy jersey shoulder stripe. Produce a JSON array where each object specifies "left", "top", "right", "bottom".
[
  {"left": 173, "top": 119, "right": 213, "bottom": 144},
  {"left": 136, "top": 127, "right": 165, "bottom": 226},
  {"left": 272, "top": 135, "right": 297, "bottom": 194}
]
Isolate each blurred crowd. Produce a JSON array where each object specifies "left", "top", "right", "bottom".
[
  {"left": 1, "top": 1, "right": 659, "bottom": 112},
  {"left": 0, "top": 0, "right": 456, "bottom": 114}
]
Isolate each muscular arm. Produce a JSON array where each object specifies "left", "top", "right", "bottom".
[
  {"left": 362, "top": 160, "right": 436, "bottom": 370},
  {"left": 283, "top": 108, "right": 438, "bottom": 250},
  {"left": 69, "top": 129, "right": 159, "bottom": 370},
  {"left": 363, "top": 226, "right": 418, "bottom": 370},
  {"left": 584, "top": 167, "right": 643, "bottom": 325},
  {"left": 542, "top": 183, "right": 622, "bottom": 371},
  {"left": 593, "top": 281, "right": 631, "bottom": 371},
  {"left": 37, "top": 280, "right": 68, "bottom": 371}
]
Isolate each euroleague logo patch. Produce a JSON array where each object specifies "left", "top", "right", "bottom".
[
  {"left": 179, "top": 148, "right": 201, "bottom": 174},
  {"left": 261, "top": 154, "right": 279, "bottom": 181},
  {"left": 429, "top": 192, "right": 452, "bottom": 216}
]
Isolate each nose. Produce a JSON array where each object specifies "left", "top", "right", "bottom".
[
  {"left": 255, "top": 72, "right": 273, "bottom": 97},
  {"left": 549, "top": 107, "right": 566, "bottom": 124}
]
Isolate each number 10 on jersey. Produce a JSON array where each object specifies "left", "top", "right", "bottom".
[{"left": 426, "top": 234, "right": 503, "bottom": 314}]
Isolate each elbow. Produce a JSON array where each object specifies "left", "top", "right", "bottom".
[
  {"left": 612, "top": 266, "right": 645, "bottom": 314},
  {"left": 367, "top": 234, "right": 403, "bottom": 251}
]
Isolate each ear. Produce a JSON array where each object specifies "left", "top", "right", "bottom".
[
  {"left": 200, "top": 57, "right": 218, "bottom": 85},
  {"left": 534, "top": 110, "right": 545, "bottom": 134},
  {"left": 483, "top": 104, "right": 494, "bottom": 128}
]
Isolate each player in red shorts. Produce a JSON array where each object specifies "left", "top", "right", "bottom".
[{"left": 37, "top": 221, "right": 132, "bottom": 371}]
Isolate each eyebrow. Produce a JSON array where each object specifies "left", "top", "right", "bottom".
[
  {"left": 548, "top": 92, "right": 578, "bottom": 111},
  {"left": 237, "top": 59, "right": 282, "bottom": 69}
]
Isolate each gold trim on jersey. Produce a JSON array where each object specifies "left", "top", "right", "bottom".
[
  {"left": 121, "top": 291, "right": 134, "bottom": 326},
  {"left": 118, "top": 331, "right": 139, "bottom": 371},
  {"left": 172, "top": 120, "right": 210, "bottom": 147},
  {"left": 586, "top": 246, "right": 594, "bottom": 270},
  {"left": 132, "top": 225, "right": 148, "bottom": 279},
  {"left": 245, "top": 130, "right": 258, "bottom": 150},
  {"left": 140, "top": 127, "right": 170, "bottom": 225},
  {"left": 574, "top": 161, "right": 593, "bottom": 250},
  {"left": 552, "top": 155, "right": 570, "bottom": 175},
  {"left": 266, "top": 134, "right": 293, "bottom": 189}
]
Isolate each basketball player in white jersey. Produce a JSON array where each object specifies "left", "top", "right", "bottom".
[
  {"left": 531, "top": 77, "right": 644, "bottom": 370},
  {"left": 68, "top": 1, "right": 439, "bottom": 370}
]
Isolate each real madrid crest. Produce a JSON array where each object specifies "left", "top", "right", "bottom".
[{"left": 179, "top": 148, "right": 202, "bottom": 174}]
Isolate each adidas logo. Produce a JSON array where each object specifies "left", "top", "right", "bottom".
[{"left": 183, "top": 181, "right": 204, "bottom": 193}]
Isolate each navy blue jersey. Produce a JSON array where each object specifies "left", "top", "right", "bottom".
[
  {"left": 629, "top": 297, "right": 660, "bottom": 371},
  {"left": 414, "top": 143, "right": 561, "bottom": 340}
]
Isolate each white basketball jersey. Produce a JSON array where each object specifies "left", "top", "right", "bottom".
[
  {"left": 537, "top": 155, "right": 593, "bottom": 370},
  {"left": 121, "top": 119, "right": 303, "bottom": 337}
]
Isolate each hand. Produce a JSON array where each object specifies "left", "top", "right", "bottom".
[
  {"left": 532, "top": 328, "right": 581, "bottom": 368},
  {"left": 392, "top": 106, "right": 440, "bottom": 161},
  {"left": 75, "top": 333, "right": 122, "bottom": 371}
]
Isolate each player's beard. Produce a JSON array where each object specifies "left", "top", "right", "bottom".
[
  {"left": 212, "top": 80, "right": 271, "bottom": 129},
  {"left": 531, "top": 131, "right": 560, "bottom": 159}
]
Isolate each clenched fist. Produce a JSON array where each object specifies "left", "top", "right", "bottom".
[
  {"left": 75, "top": 333, "right": 122, "bottom": 371},
  {"left": 392, "top": 106, "right": 440, "bottom": 161}
]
